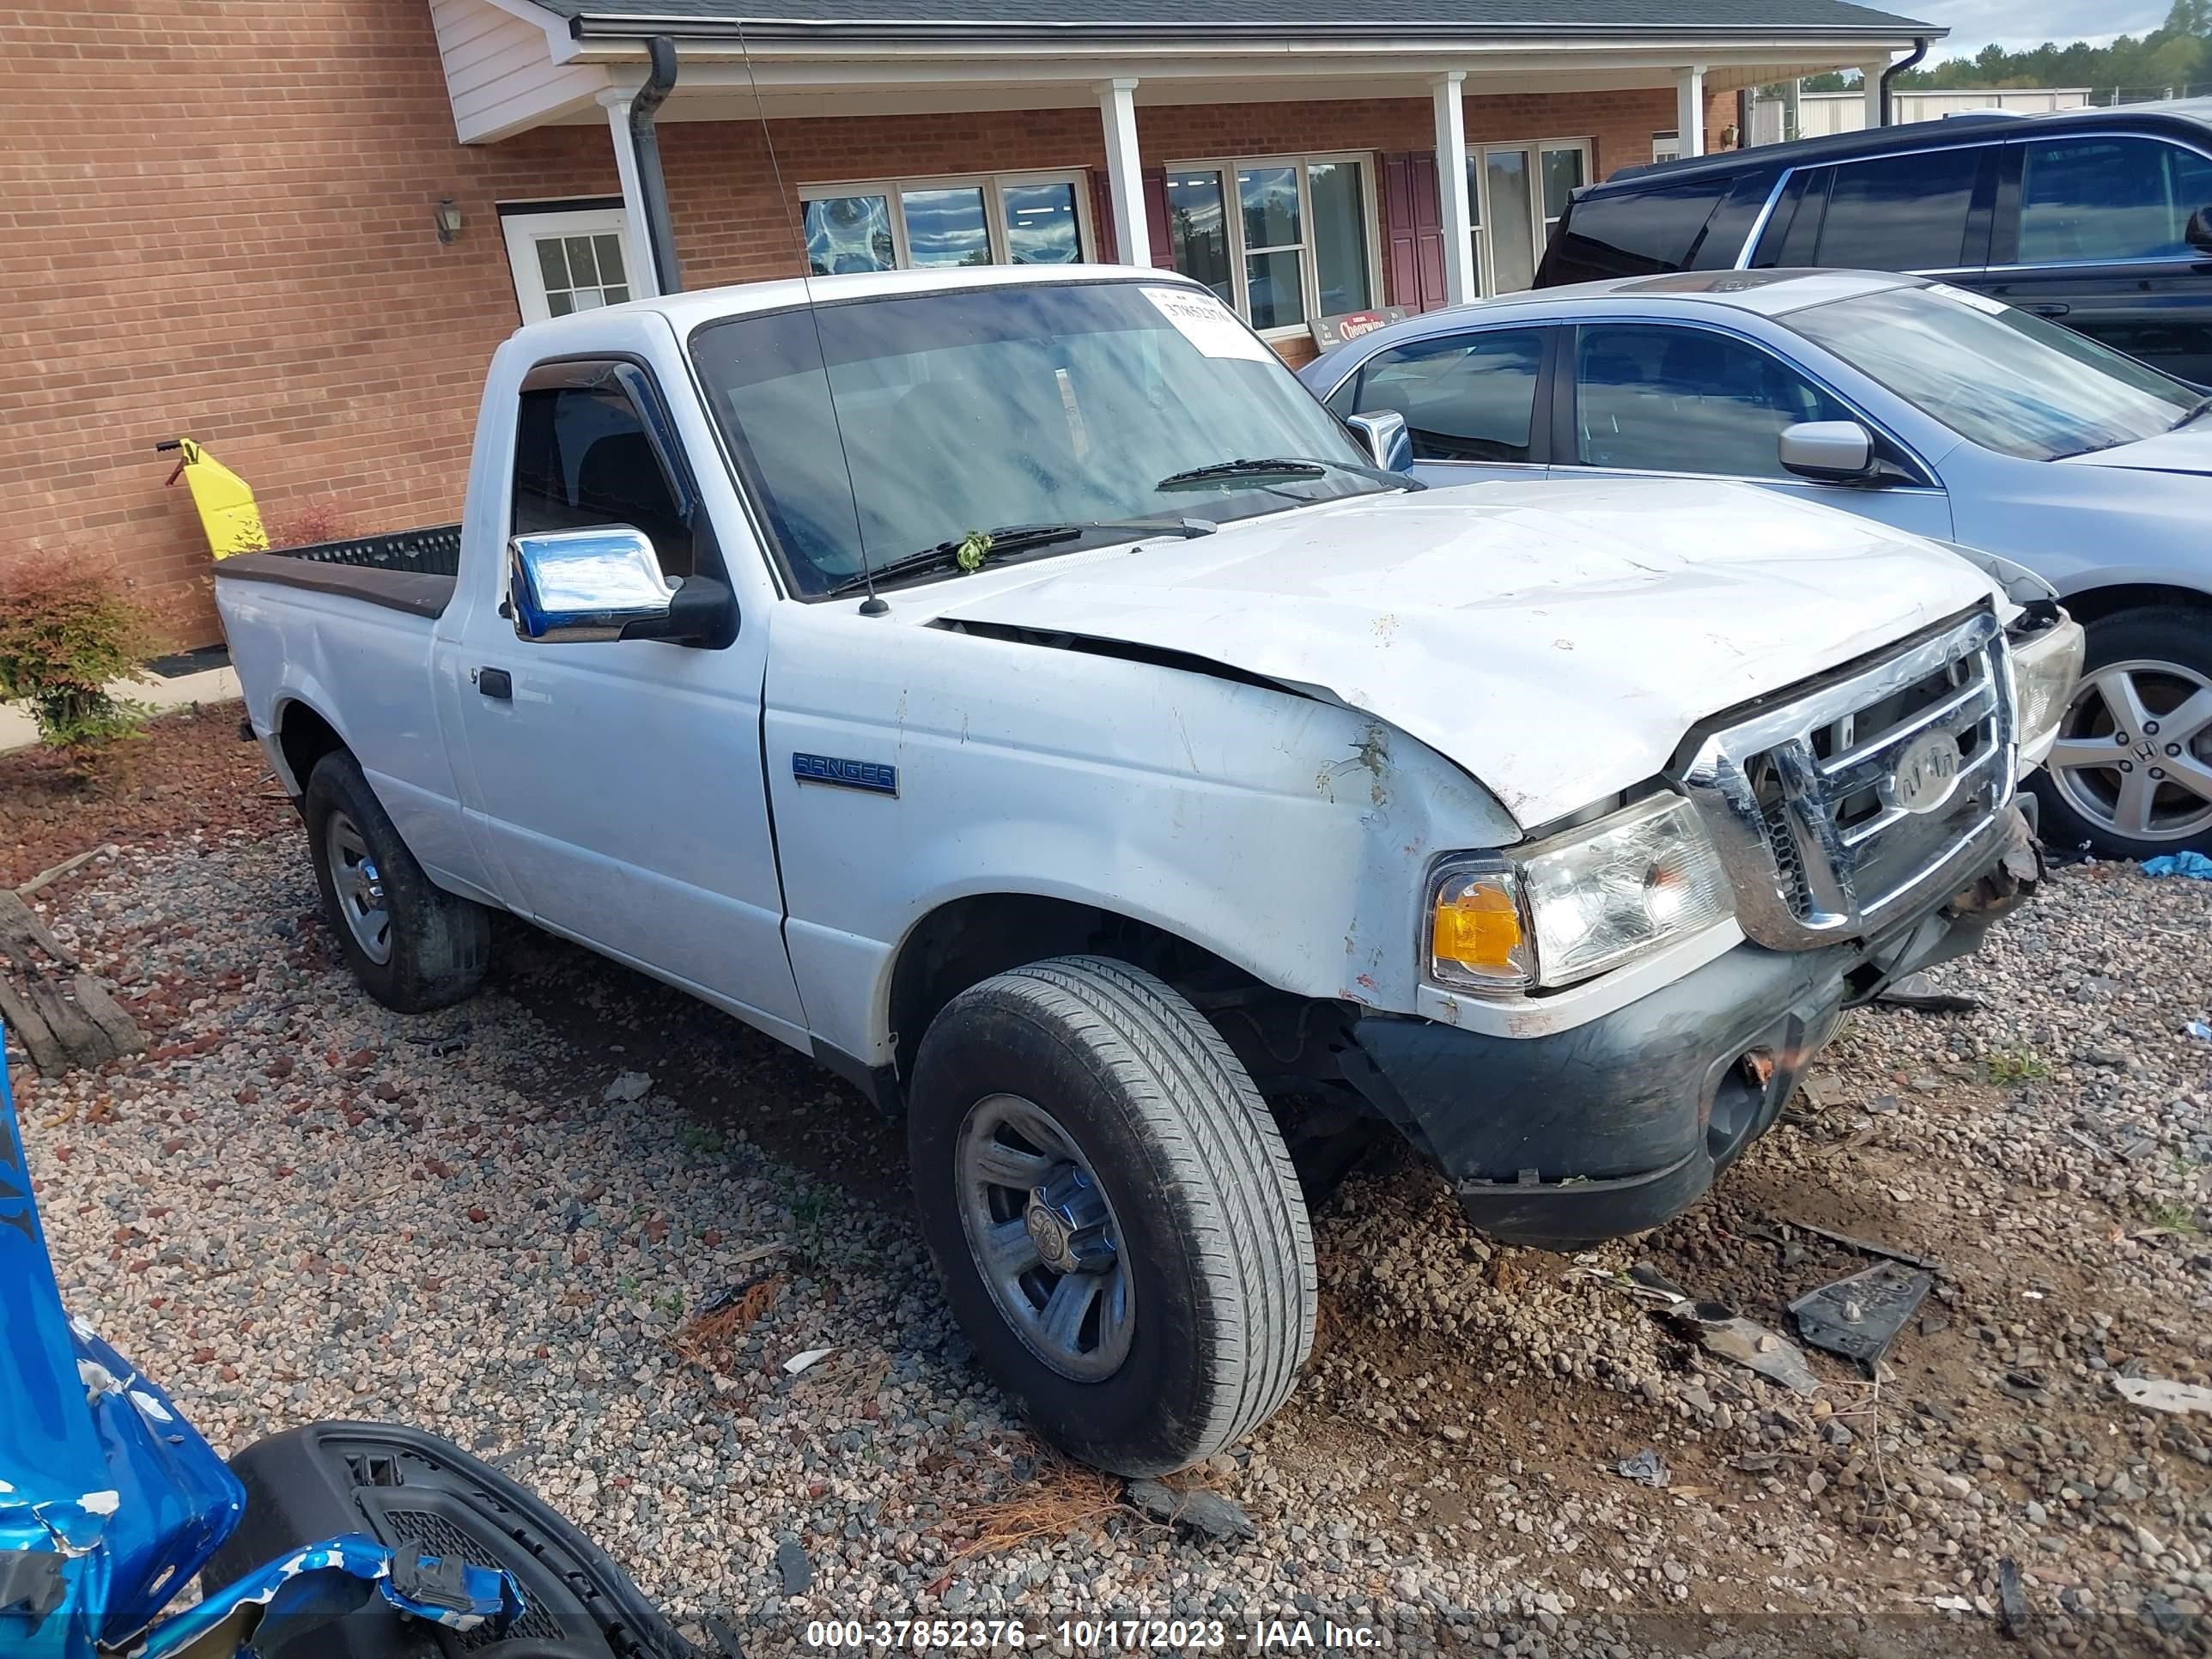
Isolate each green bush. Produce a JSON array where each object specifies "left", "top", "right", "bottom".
[{"left": 0, "top": 553, "right": 155, "bottom": 750}]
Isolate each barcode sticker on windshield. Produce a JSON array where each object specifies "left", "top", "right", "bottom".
[
  {"left": 1925, "top": 282, "right": 2008, "bottom": 316},
  {"left": 1143, "top": 286, "right": 1276, "bottom": 362}
]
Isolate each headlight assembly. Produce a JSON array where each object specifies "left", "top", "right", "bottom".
[
  {"left": 1429, "top": 793, "right": 1735, "bottom": 994},
  {"left": 2010, "top": 614, "right": 2085, "bottom": 754}
]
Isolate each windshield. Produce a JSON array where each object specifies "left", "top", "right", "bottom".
[
  {"left": 1784, "top": 283, "right": 2198, "bottom": 461},
  {"left": 689, "top": 280, "right": 1391, "bottom": 596}
]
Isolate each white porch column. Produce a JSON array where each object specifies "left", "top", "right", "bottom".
[
  {"left": 1674, "top": 64, "right": 1707, "bottom": 159},
  {"left": 598, "top": 88, "right": 662, "bottom": 300},
  {"left": 1096, "top": 78, "right": 1151, "bottom": 267},
  {"left": 1432, "top": 71, "right": 1475, "bottom": 306},
  {"left": 1862, "top": 60, "right": 1891, "bottom": 128}
]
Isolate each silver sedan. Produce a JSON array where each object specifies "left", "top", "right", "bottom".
[{"left": 1301, "top": 270, "right": 2212, "bottom": 859}]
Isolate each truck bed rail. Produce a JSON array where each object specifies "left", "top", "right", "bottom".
[{"left": 212, "top": 525, "right": 462, "bottom": 620}]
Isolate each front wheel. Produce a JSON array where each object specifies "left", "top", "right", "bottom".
[
  {"left": 908, "top": 956, "right": 1316, "bottom": 1476},
  {"left": 2030, "top": 607, "right": 2212, "bottom": 859}
]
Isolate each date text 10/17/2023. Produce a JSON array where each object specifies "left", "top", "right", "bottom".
[{"left": 803, "top": 1619, "right": 1383, "bottom": 1650}]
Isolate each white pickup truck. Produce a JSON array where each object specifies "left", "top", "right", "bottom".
[{"left": 217, "top": 265, "right": 2079, "bottom": 1477}]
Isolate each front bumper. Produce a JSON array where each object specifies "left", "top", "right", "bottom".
[{"left": 1341, "top": 803, "right": 2042, "bottom": 1249}]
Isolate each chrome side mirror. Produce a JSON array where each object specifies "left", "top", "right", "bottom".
[
  {"left": 509, "top": 527, "right": 678, "bottom": 642},
  {"left": 1346, "top": 410, "right": 1413, "bottom": 473},
  {"left": 1778, "top": 420, "right": 1876, "bottom": 483}
]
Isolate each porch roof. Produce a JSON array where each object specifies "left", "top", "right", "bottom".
[{"left": 532, "top": 0, "right": 1937, "bottom": 38}]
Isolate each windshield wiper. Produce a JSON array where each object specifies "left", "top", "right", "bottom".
[
  {"left": 824, "top": 520, "right": 1212, "bottom": 598},
  {"left": 2173, "top": 394, "right": 2212, "bottom": 430},
  {"left": 1154, "top": 454, "right": 1415, "bottom": 491}
]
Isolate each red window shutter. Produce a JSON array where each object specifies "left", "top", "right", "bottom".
[
  {"left": 1088, "top": 168, "right": 1118, "bottom": 264},
  {"left": 1143, "top": 167, "right": 1174, "bottom": 270},
  {"left": 1382, "top": 151, "right": 1449, "bottom": 313}
]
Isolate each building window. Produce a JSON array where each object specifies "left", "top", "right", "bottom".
[
  {"left": 799, "top": 172, "right": 1090, "bottom": 274},
  {"left": 1464, "top": 140, "right": 1592, "bottom": 296},
  {"left": 1164, "top": 155, "right": 1377, "bottom": 334}
]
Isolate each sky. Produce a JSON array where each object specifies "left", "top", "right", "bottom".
[{"left": 1911, "top": 0, "right": 2167, "bottom": 58}]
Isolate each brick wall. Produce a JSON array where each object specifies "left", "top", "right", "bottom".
[
  {"left": 4, "top": 0, "right": 1675, "bottom": 645},
  {"left": 1, "top": 1, "right": 612, "bottom": 643}
]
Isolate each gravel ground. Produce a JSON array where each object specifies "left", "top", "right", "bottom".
[{"left": 8, "top": 807, "right": 2212, "bottom": 1658}]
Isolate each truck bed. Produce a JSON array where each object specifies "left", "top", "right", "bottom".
[{"left": 211, "top": 525, "right": 460, "bottom": 620}]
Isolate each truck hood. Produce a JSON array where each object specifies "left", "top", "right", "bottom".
[
  {"left": 934, "top": 477, "right": 1996, "bottom": 829},
  {"left": 2057, "top": 424, "right": 2212, "bottom": 475}
]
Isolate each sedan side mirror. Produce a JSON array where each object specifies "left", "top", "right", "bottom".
[
  {"left": 2188, "top": 206, "right": 2212, "bottom": 256},
  {"left": 509, "top": 526, "right": 735, "bottom": 647},
  {"left": 1345, "top": 410, "right": 1413, "bottom": 472},
  {"left": 1778, "top": 420, "right": 1876, "bottom": 483}
]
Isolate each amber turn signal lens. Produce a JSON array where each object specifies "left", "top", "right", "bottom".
[{"left": 1431, "top": 879, "right": 1523, "bottom": 973}]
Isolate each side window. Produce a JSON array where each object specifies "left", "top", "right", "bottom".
[
  {"left": 1339, "top": 329, "right": 1546, "bottom": 463},
  {"left": 2017, "top": 137, "right": 2212, "bottom": 264},
  {"left": 1813, "top": 147, "right": 1982, "bottom": 270},
  {"left": 512, "top": 371, "right": 696, "bottom": 580},
  {"left": 1572, "top": 324, "right": 1850, "bottom": 478},
  {"left": 1541, "top": 179, "right": 1730, "bottom": 283}
]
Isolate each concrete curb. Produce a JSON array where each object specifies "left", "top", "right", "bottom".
[{"left": 0, "top": 666, "right": 241, "bottom": 755}]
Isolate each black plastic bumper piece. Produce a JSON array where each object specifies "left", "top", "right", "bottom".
[
  {"left": 1341, "top": 807, "right": 2039, "bottom": 1249},
  {"left": 204, "top": 1421, "right": 709, "bottom": 1659}
]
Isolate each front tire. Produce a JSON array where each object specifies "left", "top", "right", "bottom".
[
  {"left": 303, "top": 750, "right": 489, "bottom": 1012},
  {"left": 2030, "top": 606, "right": 2212, "bottom": 859},
  {"left": 908, "top": 956, "right": 1316, "bottom": 1476}
]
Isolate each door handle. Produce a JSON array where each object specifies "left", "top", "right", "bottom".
[
  {"left": 477, "top": 667, "right": 513, "bottom": 700},
  {"left": 2028, "top": 302, "right": 2070, "bottom": 317}
]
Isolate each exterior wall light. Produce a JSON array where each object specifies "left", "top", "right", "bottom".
[{"left": 435, "top": 199, "right": 464, "bottom": 244}]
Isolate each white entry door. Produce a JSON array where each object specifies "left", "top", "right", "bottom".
[{"left": 501, "top": 208, "right": 636, "bottom": 325}]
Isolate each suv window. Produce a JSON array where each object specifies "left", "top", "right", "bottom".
[
  {"left": 1572, "top": 323, "right": 1850, "bottom": 477},
  {"left": 1328, "top": 329, "right": 1545, "bottom": 462},
  {"left": 2017, "top": 136, "right": 2212, "bottom": 264},
  {"left": 512, "top": 370, "right": 696, "bottom": 579},
  {"left": 1541, "top": 177, "right": 1730, "bottom": 283},
  {"left": 1808, "top": 147, "right": 1983, "bottom": 270}
]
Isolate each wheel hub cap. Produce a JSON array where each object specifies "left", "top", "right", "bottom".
[{"left": 1024, "top": 1166, "right": 1116, "bottom": 1275}]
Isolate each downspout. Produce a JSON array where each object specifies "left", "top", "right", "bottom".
[
  {"left": 1877, "top": 36, "right": 1929, "bottom": 127},
  {"left": 629, "top": 36, "right": 684, "bottom": 294}
]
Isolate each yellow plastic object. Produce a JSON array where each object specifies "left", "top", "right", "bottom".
[{"left": 174, "top": 437, "right": 267, "bottom": 558}]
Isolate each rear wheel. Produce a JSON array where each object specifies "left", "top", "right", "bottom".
[
  {"left": 908, "top": 955, "right": 1316, "bottom": 1476},
  {"left": 304, "top": 751, "right": 489, "bottom": 1012},
  {"left": 2031, "top": 608, "right": 2212, "bottom": 859}
]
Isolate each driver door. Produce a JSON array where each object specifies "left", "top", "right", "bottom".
[
  {"left": 434, "top": 351, "right": 805, "bottom": 1038},
  {"left": 1559, "top": 320, "right": 1954, "bottom": 540}
]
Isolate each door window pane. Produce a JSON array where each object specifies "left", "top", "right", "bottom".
[
  {"left": 901, "top": 185, "right": 991, "bottom": 267},
  {"left": 533, "top": 233, "right": 630, "bottom": 317},
  {"left": 2018, "top": 137, "right": 2212, "bottom": 264},
  {"left": 1246, "top": 248, "right": 1306, "bottom": 330},
  {"left": 1350, "top": 329, "right": 1545, "bottom": 462},
  {"left": 1813, "top": 148, "right": 1980, "bottom": 270},
  {"left": 1541, "top": 147, "right": 1585, "bottom": 240},
  {"left": 1486, "top": 149, "right": 1537, "bottom": 293},
  {"left": 1575, "top": 324, "right": 1849, "bottom": 477},
  {"left": 1166, "top": 170, "right": 1235, "bottom": 303},
  {"left": 805, "top": 195, "right": 896, "bottom": 274},
  {"left": 1002, "top": 180, "right": 1083, "bottom": 263},
  {"left": 512, "top": 379, "right": 694, "bottom": 578},
  {"left": 1308, "top": 161, "right": 1371, "bottom": 314},
  {"left": 1238, "top": 166, "right": 1303, "bottom": 250}
]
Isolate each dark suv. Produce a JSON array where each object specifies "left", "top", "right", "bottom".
[{"left": 1535, "top": 99, "right": 2212, "bottom": 383}]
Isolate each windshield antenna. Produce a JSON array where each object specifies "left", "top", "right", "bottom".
[{"left": 730, "top": 20, "right": 887, "bottom": 615}]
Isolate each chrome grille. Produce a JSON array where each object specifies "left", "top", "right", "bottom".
[{"left": 1679, "top": 609, "right": 2018, "bottom": 950}]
